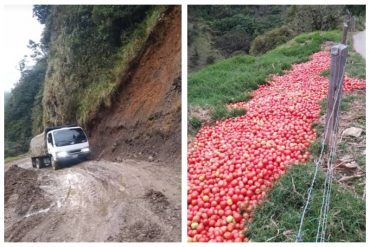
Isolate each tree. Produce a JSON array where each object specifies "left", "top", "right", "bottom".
[
  {"left": 28, "top": 39, "right": 47, "bottom": 59},
  {"left": 5, "top": 58, "right": 47, "bottom": 157},
  {"left": 287, "top": 5, "right": 344, "bottom": 33},
  {"left": 33, "top": 5, "right": 51, "bottom": 24}
]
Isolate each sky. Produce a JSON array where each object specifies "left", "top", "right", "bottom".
[{"left": 2, "top": 5, "right": 44, "bottom": 92}]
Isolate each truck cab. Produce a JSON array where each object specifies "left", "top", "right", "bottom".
[
  {"left": 30, "top": 125, "right": 91, "bottom": 170},
  {"left": 46, "top": 126, "right": 91, "bottom": 169}
]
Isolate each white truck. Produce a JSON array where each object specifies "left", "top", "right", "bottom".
[{"left": 30, "top": 125, "right": 91, "bottom": 170}]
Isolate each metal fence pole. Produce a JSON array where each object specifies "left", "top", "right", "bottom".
[
  {"left": 341, "top": 12, "right": 351, "bottom": 45},
  {"left": 325, "top": 44, "right": 348, "bottom": 146}
]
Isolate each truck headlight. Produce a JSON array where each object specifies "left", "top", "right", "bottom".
[
  {"left": 81, "top": 147, "right": 90, "bottom": 153},
  {"left": 57, "top": 151, "right": 69, "bottom": 158}
]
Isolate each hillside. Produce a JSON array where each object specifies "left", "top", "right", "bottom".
[
  {"left": 187, "top": 9, "right": 365, "bottom": 240},
  {"left": 188, "top": 31, "right": 341, "bottom": 129},
  {"left": 188, "top": 5, "right": 365, "bottom": 72},
  {"left": 88, "top": 6, "right": 181, "bottom": 162},
  {"left": 188, "top": 5, "right": 287, "bottom": 71},
  {"left": 187, "top": 30, "right": 366, "bottom": 241},
  {"left": 4, "top": 5, "right": 180, "bottom": 161}
]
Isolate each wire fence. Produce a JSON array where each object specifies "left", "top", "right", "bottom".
[
  {"left": 295, "top": 62, "right": 345, "bottom": 241},
  {"left": 295, "top": 13, "right": 351, "bottom": 242}
]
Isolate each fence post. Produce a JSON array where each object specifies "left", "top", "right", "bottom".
[
  {"left": 325, "top": 44, "right": 348, "bottom": 146},
  {"left": 341, "top": 12, "right": 351, "bottom": 44}
]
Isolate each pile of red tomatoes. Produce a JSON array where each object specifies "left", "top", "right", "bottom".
[{"left": 187, "top": 51, "right": 365, "bottom": 242}]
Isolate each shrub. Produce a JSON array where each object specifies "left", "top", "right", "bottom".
[
  {"left": 287, "top": 5, "right": 343, "bottom": 33},
  {"left": 206, "top": 55, "right": 215, "bottom": 65},
  {"left": 250, "top": 26, "right": 295, "bottom": 55},
  {"left": 215, "top": 31, "right": 251, "bottom": 55},
  {"left": 189, "top": 117, "right": 202, "bottom": 131}
]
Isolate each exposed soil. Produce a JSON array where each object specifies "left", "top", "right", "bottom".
[
  {"left": 4, "top": 158, "right": 181, "bottom": 242},
  {"left": 5, "top": 165, "right": 51, "bottom": 215},
  {"left": 88, "top": 6, "right": 181, "bottom": 164},
  {"left": 189, "top": 106, "right": 212, "bottom": 125}
]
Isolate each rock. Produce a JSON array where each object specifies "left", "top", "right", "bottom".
[
  {"left": 148, "top": 155, "right": 154, "bottom": 161},
  {"left": 342, "top": 161, "right": 359, "bottom": 169},
  {"left": 340, "top": 154, "right": 353, "bottom": 163},
  {"left": 342, "top": 127, "right": 363, "bottom": 138}
]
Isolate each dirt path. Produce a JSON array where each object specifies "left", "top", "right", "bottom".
[
  {"left": 5, "top": 158, "right": 181, "bottom": 242},
  {"left": 353, "top": 30, "right": 366, "bottom": 59}
]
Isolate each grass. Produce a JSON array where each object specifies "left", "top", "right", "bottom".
[
  {"left": 228, "top": 108, "right": 247, "bottom": 118},
  {"left": 340, "top": 94, "right": 356, "bottom": 111},
  {"left": 247, "top": 37, "right": 366, "bottom": 241},
  {"left": 188, "top": 31, "right": 341, "bottom": 122},
  {"left": 246, "top": 164, "right": 365, "bottom": 242},
  {"left": 320, "top": 69, "right": 330, "bottom": 78},
  {"left": 189, "top": 116, "right": 202, "bottom": 134},
  {"left": 4, "top": 154, "right": 26, "bottom": 163},
  {"left": 346, "top": 35, "right": 366, "bottom": 79}
]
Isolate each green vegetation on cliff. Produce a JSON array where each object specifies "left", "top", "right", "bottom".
[
  {"left": 5, "top": 58, "right": 47, "bottom": 157},
  {"left": 40, "top": 5, "right": 165, "bottom": 127}
]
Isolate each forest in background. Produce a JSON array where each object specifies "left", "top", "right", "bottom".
[{"left": 188, "top": 5, "right": 365, "bottom": 71}]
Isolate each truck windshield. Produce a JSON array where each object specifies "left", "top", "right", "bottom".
[{"left": 53, "top": 128, "right": 87, "bottom": 147}]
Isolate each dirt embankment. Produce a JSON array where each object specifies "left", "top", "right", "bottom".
[{"left": 88, "top": 6, "right": 181, "bottom": 163}]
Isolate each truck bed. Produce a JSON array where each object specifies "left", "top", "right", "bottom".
[{"left": 29, "top": 133, "right": 48, "bottom": 157}]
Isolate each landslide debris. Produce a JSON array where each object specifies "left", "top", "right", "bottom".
[{"left": 88, "top": 6, "right": 181, "bottom": 163}]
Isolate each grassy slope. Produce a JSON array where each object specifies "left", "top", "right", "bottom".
[
  {"left": 246, "top": 35, "right": 366, "bottom": 242},
  {"left": 188, "top": 29, "right": 365, "bottom": 241},
  {"left": 188, "top": 31, "right": 341, "bottom": 121}
]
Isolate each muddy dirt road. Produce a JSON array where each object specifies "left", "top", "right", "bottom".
[{"left": 5, "top": 158, "right": 181, "bottom": 242}]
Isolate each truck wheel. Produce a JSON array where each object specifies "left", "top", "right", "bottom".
[
  {"left": 31, "top": 158, "right": 36, "bottom": 168},
  {"left": 83, "top": 154, "right": 91, "bottom": 161},
  {"left": 36, "top": 158, "right": 43, "bottom": 169},
  {"left": 52, "top": 159, "right": 59, "bottom": 170}
]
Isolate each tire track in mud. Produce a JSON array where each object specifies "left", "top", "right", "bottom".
[{"left": 5, "top": 158, "right": 181, "bottom": 242}]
